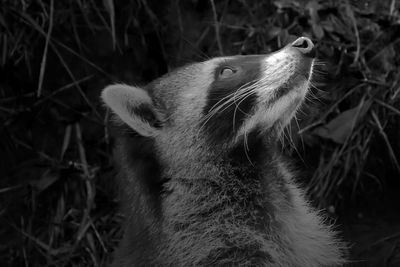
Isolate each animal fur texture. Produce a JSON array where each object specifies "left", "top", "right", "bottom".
[{"left": 102, "top": 37, "right": 346, "bottom": 266}]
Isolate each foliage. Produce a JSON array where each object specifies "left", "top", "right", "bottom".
[{"left": 0, "top": 0, "right": 399, "bottom": 266}]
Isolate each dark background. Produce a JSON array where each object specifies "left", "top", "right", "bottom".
[{"left": 1, "top": 0, "right": 399, "bottom": 266}]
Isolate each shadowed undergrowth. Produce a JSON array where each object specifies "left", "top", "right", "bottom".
[{"left": 0, "top": 0, "right": 399, "bottom": 266}]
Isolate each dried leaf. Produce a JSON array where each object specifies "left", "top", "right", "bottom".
[
  {"left": 31, "top": 169, "right": 59, "bottom": 193},
  {"left": 313, "top": 100, "right": 371, "bottom": 144},
  {"left": 60, "top": 124, "right": 72, "bottom": 160},
  {"left": 312, "top": 24, "right": 324, "bottom": 39},
  {"left": 306, "top": 0, "right": 321, "bottom": 23}
]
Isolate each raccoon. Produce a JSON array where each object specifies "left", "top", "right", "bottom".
[{"left": 102, "top": 37, "right": 346, "bottom": 266}]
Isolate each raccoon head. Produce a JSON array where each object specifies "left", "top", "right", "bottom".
[{"left": 102, "top": 37, "right": 315, "bottom": 161}]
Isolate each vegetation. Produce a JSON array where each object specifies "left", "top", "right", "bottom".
[{"left": 0, "top": 0, "right": 399, "bottom": 266}]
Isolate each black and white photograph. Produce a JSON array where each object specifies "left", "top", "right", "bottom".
[{"left": 1, "top": 0, "right": 400, "bottom": 266}]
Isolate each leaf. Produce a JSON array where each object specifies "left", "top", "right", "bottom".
[
  {"left": 312, "top": 24, "right": 324, "bottom": 39},
  {"left": 306, "top": 0, "right": 321, "bottom": 23},
  {"left": 273, "top": 0, "right": 301, "bottom": 10},
  {"left": 321, "top": 20, "right": 334, "bottom": 32},
  {"left": 60, "top": 124, "right": 72, "bottom": 160},
  {"left": 313, "top": 100, "right": 371, "bottom": 144},
  {"left": 266, "top": 26, "right": 282, "bottom": 40},
  {"left": 31, "top": 169, "right": 59, "bottom": 193},
  {"left": 306, "top": 1, "right": 324, "bottom": 39}
]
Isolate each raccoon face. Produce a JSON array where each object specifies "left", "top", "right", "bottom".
[{"left": 102, "top": 37, "right": 315, "bottom": 149}]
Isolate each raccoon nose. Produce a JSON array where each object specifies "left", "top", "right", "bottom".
[{"left": 291, "top": 37, "right": 315, "bottom": 58}]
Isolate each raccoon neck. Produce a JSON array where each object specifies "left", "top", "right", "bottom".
[
  {"left": 163, "top": 126, "right": 279, "bottom": 192},
  {"left": 159, "top": 133, "right": 288, "bottom": 265},
  {"left": 164, "top": 128, "right": 282, "bottom": 218},
  {"left": 162, "top": 126, "right": 277, "bottom": 178}
]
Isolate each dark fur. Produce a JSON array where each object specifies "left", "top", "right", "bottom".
[
  {"left": 110, "top": 126, "right": 163, "bottom": 266},
  {"left": 203, "top": 56, "right": 262, "bottom": 143}
]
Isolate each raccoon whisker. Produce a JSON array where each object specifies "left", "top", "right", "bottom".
[
  {"left": 308, "top": 82, "right": 322, "bottom": 103},
  {"left": 244, "top": 128, "right": 249, "bottom": 152},
  {"left": 229, "top": 78, "right": 269, "bottom": 115},
  {"left": 198, "top": 88, "right": 256, "bottom": 133},
  {"left": 211, "top": 86, "right": 256, "bottom": 126},
  {"left": 294, "top": 114, "right": 305, "bottom": 152},
  {"left": 288, "top": 122, "right": 305, "bottom": 164},
  {"left": 283, "top": 126, "right": 292, "bottom": 151},
  {"left": 288, "top": 123, "right": 296, "bottom": 151},
  {"left": 307, "top": 86, "right": 318, "bottom": 98},
  {"left": 243, "top": 127, "right": 254, "bottom": 166},
  {"left": 312, "top": 86, "right": 327, "bottom": 94},
  {"left": 201, "top": 82, "right": 257, "bottom": 124},
  {"left": 307, "top": 91, "right": 318, "bottom": 100},
  {"left": 304, "top": 95, "right": 314, "bottom": 103},
  {"left": 229, "top": 77, "right": 270, "bottom": 131},
  {"left": 200, "top": 87, "right": 251, "bottom": 126},
  {"left": 278, "top": 122, "right": 286, "bottom": 151},
  {"left": 197, "top": 86, "right": 256, "bottom": 136},
  {"left": 297, "top": 108, "right": 307, "bottom": 116},
  {"left": 312, "top": 63, "right": 327, "bottom": 68},
  {"left": 311, "top": 68, "right": 327, "bottom": 74},
  {"left": 313, "top": 59, "right": 327, "bottom": 65},
  {"left": 308, "top": 80, "right": 319, "bottom": 90},
  {"left": 232, "top": 90, "right": 257, "bottom": 131},
  {"left": 202, "top": 95, "right": 246, "bottom": 126},
  {"left": 233, "top": 82, "right": 261, "bottom": 107},
  {"left": 283, "top": 123, "right": 297, "bottom": 155},
  {"left": 206, "top": 80, "right": 258, "bottom": 114},
  {"left": 198, "top": 78, "right": 265, "bottom": 136},
  {"left": 278, "top": 133, "right": 284, "bottom": 150}
]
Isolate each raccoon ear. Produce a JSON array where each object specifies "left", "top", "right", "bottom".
[{"left": 101, "top": 84, "right": 162, "bottom": 137}]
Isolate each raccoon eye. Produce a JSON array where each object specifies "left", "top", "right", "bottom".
[{"left": 219, "top": 67, "right": 236, "bottom": 78}]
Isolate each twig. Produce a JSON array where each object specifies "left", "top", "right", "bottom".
[
  {"left": 103, "top": 0, "right": 116, "bottom": 50},
  {"left": 34, "top": 75, "right": 93, "bottom": 107},
  {"left": 60, "top": 124, "right": 72, "bottom": 160},
  {"left": 371, "top": 111, "right": 400, "bottom": 173},
  {"left": 104, "top": 108, "right": 110, "bottom": 146},
  {"left": 210, "top": 0, "right": 224, "bottom": 56},
  {"left": 90, "top": 219, "right": 108, "bottom": 253},
  {"left": 175, "top": 0, "right": 184, "bottom": 55},
  {"left": 14, "top": 8, "right": 112, "bottom": 79},
  {"left": 49, "top": 43, "right": 101, "bottom": 119},
  {"left": 374, "top": 99, "right": 400, "bottom": 116},
  {"left": 345, "top": 0, "right": 360, "bottom": 65},
  {"left": 37, "top": 0, "right": 54, "bottom": 97},
  {"left": 0, "top": 93, "right": 35, "bottom": 103},
  {"left": 75, "top": 123, "right": 90, "bottom": 178},
  {"left": 48, "top": 98, "right": 102, "bottom": 124},
  {"left": 11, "top": 223, "right": 69, "bottom": 256},
  {"left": 11, "top": 136, "right": 54, "bottom": 162},
  {"left": 368, "top": 231, "right": 400, "bottom": 248},
  {"left": 390, "top": 0, "right": 396, "bottom": 16},
  {"left": 140, "top": 0, "right": 169, "bottom": 71},
  {"left": 74, "top": 122, "right": 96, "bottom": 264},
  {"left": 0, "top": 185, "right": 24, "bottom": 194}
]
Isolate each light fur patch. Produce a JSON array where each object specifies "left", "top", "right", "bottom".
[
  {"left": 102, "top": 84, "right": 160, "bottom": 137},
  {"left": 275, "top": 162, "right": 347, "bottom": 266},
  {"left": 237, "top": 49, "right": 310, "bottom": 138}
]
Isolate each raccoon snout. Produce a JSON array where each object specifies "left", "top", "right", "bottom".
[{"left": 291, "top": 37, "right": 315, "bottom": 58}]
